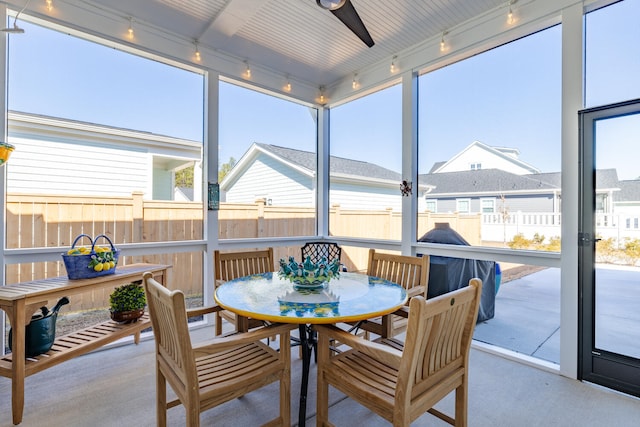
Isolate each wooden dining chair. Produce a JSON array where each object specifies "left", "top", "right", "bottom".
[
  {"left": 356, "top": 248, "right": 429, "bottom": 339},
  {"left": 213, "top": 248, "right": 274, "bottom": 336},
  {"left": 315, "top": 278, "right": 482, "bottom": 427},
  {"left": 142, "top": 272, "right": 292, "bottom": 427}
]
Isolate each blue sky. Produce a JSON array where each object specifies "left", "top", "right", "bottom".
[{"left": 6, "top": 1, "right": 640, "bottom": 179}]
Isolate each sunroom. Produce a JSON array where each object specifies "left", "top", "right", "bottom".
[{"left": 1, "top": 0, "right": 639, "bottom": 425}]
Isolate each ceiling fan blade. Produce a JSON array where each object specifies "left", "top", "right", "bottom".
[{"left": 330, "top": 0, "right": 375, "bottom": 47}]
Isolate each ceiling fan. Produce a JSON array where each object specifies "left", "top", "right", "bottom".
[{"left": 316, "top": 0, "right": 374, "bottom": 48}]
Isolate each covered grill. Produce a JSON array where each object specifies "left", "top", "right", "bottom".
[{"left": 419, "top": 223, "right": 496, "bottom": 322}]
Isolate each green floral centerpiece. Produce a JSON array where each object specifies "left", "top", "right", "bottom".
[{"left": 278, "top": 256, "right": 341, "bottom": 288}]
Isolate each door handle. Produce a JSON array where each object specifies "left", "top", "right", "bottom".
[{"left": 578, "top": 233, "right": 601, "bottom": 246}]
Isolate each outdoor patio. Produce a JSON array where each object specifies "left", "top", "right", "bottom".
[
  {"left": 1, "top": 319, "right": 639, "bottom": 427},
  {"left": 474, "top": 266, "right": 561, "bottom": 364}
]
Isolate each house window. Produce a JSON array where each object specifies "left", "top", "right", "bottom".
[
  {"left": 481, "top": 198, "right": 495, "bottom": 213},
  {"left": 456, "top": 199, "right": 471, "bottom": 213},
  {"left": 425, "top": 199, "right": 437, "bottom": 212},
  {"left": 470, "top": 163, "right": 482, "bottom": 170}
]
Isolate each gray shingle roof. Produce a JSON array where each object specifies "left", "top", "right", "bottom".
[
  {"left": 594, "top": 168, "right": 620, "bottom": 189},
  {"left": 256, "top": 143, "right": 401, "bottom": 181},
  {"left": 257, "top": 144, "right": 640, "bottom": 200},
  {"left": 615, "top": 180, "right": 640, "bottom": 202},
  {"left": 418, "top": 169, "right": 558, "bottom": 194}
]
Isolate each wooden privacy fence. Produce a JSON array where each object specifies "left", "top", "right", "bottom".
[{"left": 6, "top": 193, "right": 480, "bottom": 312}]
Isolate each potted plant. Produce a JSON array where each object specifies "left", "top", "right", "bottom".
[{"left": 109, "top": 281, "right": 146, "bottom": 323}]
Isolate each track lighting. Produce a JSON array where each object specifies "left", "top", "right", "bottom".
[
  {"left": 194, "top": 42, "right": 201, "bottom": 62},
  {"left": 284, "top": 75, "right": 292, "bottom": 92},
  {"left": 45, "top": 0, "right": 52, "bottom": 11},
  {"left": 390, "top": 56, "right": 397, "bottom": 73},
  {"left": 352, "top": 73, "right": 358, "bottom": 90},
  {"left": 440, "top": 32, "right": 446, "bottom": 52},
  {"left": 127, "top": 17, "right": 134, "bottom": 39},
  {"left": 244, "top": 61, "right": 251, "bottom": 78},
  {"left": 318, "top": 86, "right": 326, "bottom": 105},
  {"left": 507, "top": 0, "right": 516, "bottom": 25}
]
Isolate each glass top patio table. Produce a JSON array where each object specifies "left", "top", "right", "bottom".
[
  {"left": 214, "top": 271, "right": 408, "bottom": 324},
  {"left": 214, "top": 271, "right": 407, "bottom": 427}
]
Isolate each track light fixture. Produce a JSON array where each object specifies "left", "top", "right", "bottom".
[
  {"left": 507, "top": 0, "right": 517, "bottom": 25},
  {"left": 45, "top": 0, "right": 52, "bottom": 11},
  {"left": 244, "top": 61, "right": 251, "bottom": 78},
  {"left": 318, "top": 86, "right": 326, "bottom": 105},
  {"left": 390, "top": 55, "right": 397, "bottom": 73},
  {"left": 440, "top": 31, "right": 449, "bottom": 52},
  {"left": 352, "top": 73, "right": 358, "bottom": 89},
  {"left": 127, "top": 17, "right": 134, "bottom": 39},
  {"left": 194, "top": 42, "right": 201, "bottom": 62},
  {"left": 284, "top": 75, "right": 292, "bottom": 92}
]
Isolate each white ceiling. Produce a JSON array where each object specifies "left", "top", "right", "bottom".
[
  {"left": 6, "top": 0, "right": 613, "bottom": 105},
  {"left": 24, "top": 0, "right": 507, "bottom": 87}
]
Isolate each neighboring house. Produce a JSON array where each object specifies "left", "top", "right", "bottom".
[
  {"left": 430, "top": 140, "right": 540, "bottom": 175},
  {"left": 419, "top": 167, "right": 625, "bottom": 216},
  {"left": 419, "top": 168, "right": 561, "bottom": 215},
  {"left": 221, "top": 142, "right": 409, "bottom": 211},
  {"left": 613, "top": 180, "right": 640, "bottom": 214},
  {"left": 222, "top": 141, "right": 640, "bottom": 218},
  {"left": 6, "top": 111, "right": 202, "bottom": 201}
]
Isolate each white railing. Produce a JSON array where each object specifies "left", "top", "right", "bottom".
[{"left": 482, "top": 212, "right": 640, "bottom": 244}]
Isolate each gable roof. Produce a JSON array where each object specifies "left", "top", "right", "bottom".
[
  {"left": 431, "top": 140, "right": 540, "bottom": 175},
  {"left": 614, "top": 180, "right": 640, "bottom": 202},
  {"left": 419, "top": 168, "right": 558, "bottom": 196},
  {"left": 255, "top": 143, "right": 402, "bottom": 182},
  {"left": 225, "top": 143, "right": 639, "bottom": 201},
  {"left": 594, "top": 168, "right": 621, "bottom": 190}
]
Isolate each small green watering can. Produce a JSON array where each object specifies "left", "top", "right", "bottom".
[{"left": 9, "top": 296, "right": 69, "bottom": 358}]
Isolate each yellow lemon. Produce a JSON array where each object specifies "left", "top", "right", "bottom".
[
  {"left": 67, "top": 249, "right": 80, "bottom": 255},
  {"left": 109, "top": 261, "right": 116, "bottom": 269},
  {"left": 103, "top": 262, "right": 111, "bottom": 271},
  {"left": 93, "top": 263, "right": 104, "bottom": 272}
]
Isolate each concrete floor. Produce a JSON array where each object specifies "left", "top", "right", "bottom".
[
  {"left": 473, "top": 264, "right": 640, "bottom": 364},
  {"left": 3, "top": 265, "right": 640, "bottom": 426},
  {"left": 474, "top": 267, "right": 561, "bottom": 364},
  {"left": 1, "top": 323, "right": 640, "bottom": 427}
]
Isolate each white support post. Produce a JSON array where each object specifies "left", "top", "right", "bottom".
[
  {"left": 204, "top": 72, "right": 219, "bottom": 323},
  {"left": 317, "top": 107, "right": 330, "bottom": 237},
  {"left": 560, "top": 2, "right": 584, "bottom": 379},
  {"left": 401, "top": 71, "right": 418, "bottom": 256},
  {"left": 0, "top": 3, "right": 8, "bottom": 354}
]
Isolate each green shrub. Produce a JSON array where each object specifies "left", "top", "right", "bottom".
[{"left": 109, "top": 281, "right": 146, "bottom": 312}]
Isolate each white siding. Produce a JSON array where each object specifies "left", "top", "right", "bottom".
[
  {"left": 225, "top": 154, "right": 314, "bottom": 206},
  {"left": 330, "top": 182, "right": 401, "bottom": 211},
  {"left": 7, "top": 137, "right": 148, "bottom": 197},
  {"left": 438, "top": 144, "right": 534, "bottom": 175}
]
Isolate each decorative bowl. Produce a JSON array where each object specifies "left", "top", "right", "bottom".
[
  {"left": 290, "top": 276, "right": 331, "bottom": 289},
  {"left": 278, "top": 256, "right": 341, "bottom": 289}
]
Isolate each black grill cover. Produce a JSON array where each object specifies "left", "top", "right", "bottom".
[{"left": 419, "top": 223, "right": 495, "bottom": 322}]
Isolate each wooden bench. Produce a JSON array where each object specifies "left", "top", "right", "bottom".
[{"left": 0, "top": 263, "right": 171, "bottom": 425}]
